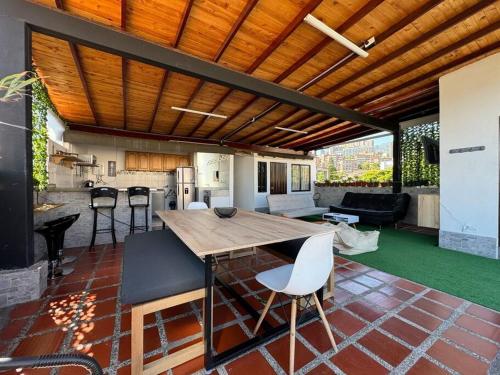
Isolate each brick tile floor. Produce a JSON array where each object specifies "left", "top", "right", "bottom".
[{"left": 0, "top": 243, "right": 499, "bottom": 374}]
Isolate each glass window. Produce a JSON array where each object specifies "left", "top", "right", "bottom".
[
  {"left": 291, "top": 164, "right": 311, "bottom": 192},
  {"left": 257, "top": 161, "right": 267, "bottom": 193}
]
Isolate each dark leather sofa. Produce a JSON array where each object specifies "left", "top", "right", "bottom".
[{"left": 329, "top": 192, "right": 410, "bottom": 226}]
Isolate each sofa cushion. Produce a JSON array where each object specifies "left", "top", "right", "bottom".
[
  {"left": 121, "top": 230, "right": 204, "bottom": 305},
  {"left": 276, "top": 207, "right": 329, "bottom": 218},
  {"left": 267, "top": 194, "right": 316, "bottom": 212}
]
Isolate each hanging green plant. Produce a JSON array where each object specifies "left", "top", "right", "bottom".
[
  {"left": 32, "top": 74, "right": 57, "bottom": 192},
  {"left": 401, "top": 121, "right": 440, "bottom": 187}
]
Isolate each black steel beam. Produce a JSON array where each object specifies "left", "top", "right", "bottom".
[
  {"left": 392, "top": 128, "right": 402, "bottom": 193},
  {"left": 0, "top": 0, "right": 396, "bottom": 133},
  {"left": 0, "top": 15, "right": 34, "bottom": 268}
]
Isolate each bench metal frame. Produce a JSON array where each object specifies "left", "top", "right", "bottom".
[{"left": 131, "top": 288, "right": 205, "bottom": 375}]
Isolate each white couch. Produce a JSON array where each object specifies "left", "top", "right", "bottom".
[{"left": 267, "top": 194, "right": 328, "bottom": 218}]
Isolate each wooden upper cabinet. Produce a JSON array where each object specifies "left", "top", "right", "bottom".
[
  {"left": 125, "top": 151, "right": 139, "bottom": 170},
  {"left": 149, "top": 153, "right": 163, "bottom": 171},
  {"left": 138, "top": 152, "right": 149, "bottom": 171},
  {"left": 125, "top": 151, "right": 190, "bottom": 171},
  {"left": 178, "top": 155, "right": 190, "bottom": 167},
  {"left": 163, "top": 154, "right": 178, "bottom": 171}
]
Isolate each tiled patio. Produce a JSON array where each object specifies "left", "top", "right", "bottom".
[{"left": 1, "top": 243, "right": 499, "bottom": 375}]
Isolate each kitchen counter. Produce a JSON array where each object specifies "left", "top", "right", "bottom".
[
  {"left": 47, "top": 187, "right": 164, "bottom": 192},
  {"left": 34, "top": 189, "right": 158, "bottom": 260}
]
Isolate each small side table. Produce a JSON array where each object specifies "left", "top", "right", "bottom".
[{"left": 323, "top": 212, "right": 359, "bottom": 228}]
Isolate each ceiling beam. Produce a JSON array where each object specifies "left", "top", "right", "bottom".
[
  {"left": 54, "top": 0, "right": 99, "bottom": 125},
  {"left": 121, "top": 0, "right": 127, "bottom": 130},
  {"left": 235, "top": 0, "right": 443, "bottom": 144},
  {"left": 170, "top": 0, "right": 258, "bottom": 135},
  {"left": 336, "top": 20, "right": 500, "bottom": 105},
  {"left": 260, "top": 20, "right": 500, "bottom": 148},
  {"left": 194, "top": 0, "right": 353, "bottom": 138},
  {"left": 281, "top": 89, "right": 439, "bottom": 149},
  {"left": 3, "top": 0, "right": 395, "bottom": 131},
  {"left": 219, "top": 0, "right": 388, "bottom": 141},
  {"left": 257, "top": 36, "right": 500, "bottom": 149},
  {"left": 148, "top": 0, "right": 194, "bottom": 133},
  {"left": 351, "top": 41, "right": 500, "bottom": 112},
  {"left": 303, "top": 128, "right": 380, "bottom": 151},
  {"left": 66, "top": 123, "right": 309, "bottom": 157}
]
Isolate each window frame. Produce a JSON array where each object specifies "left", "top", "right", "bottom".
[
  {"left": 291, "top": 164, "right": 311, "bottom": 192},
  {"left": 257, "top": 161, "right": 267, "bottom": 193}
]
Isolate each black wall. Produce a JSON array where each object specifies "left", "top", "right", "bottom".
[{"left": 0, "top": 16, "right": 34, "bottom": 269}]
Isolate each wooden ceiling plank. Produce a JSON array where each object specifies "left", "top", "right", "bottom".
[
  {"left": 282, "top": 40, "right": 500, "bottom": 148},
  {"left": 302, "top": 128, "right": 379, "bottom": 151},
  {"left": 235, "top": 0, "right": 443, "bottom": 144},
  {"left": 196, "top": 0, "right": 325, "bottom": 139},
  {"left": 55, "top": 0, "right": 99, "bottom": 125},
  {"left": 171, "top": 0, "right": 258, "bottom": 136},
  {"left": 148, "top": 0, "right": 194, "bottom": 133},
  {"left": 257, "top": 2, "right": 499, "bottom": 147},
  {"left": 337, "top": 20, "right": 500, "bottom": 105},
  {"left": 67, "top": 122, "right": 308, "bottom": 157}
]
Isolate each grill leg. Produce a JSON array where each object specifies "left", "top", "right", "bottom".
[{"left": 89, "top": 208, "right": 97, "bottom": 251}]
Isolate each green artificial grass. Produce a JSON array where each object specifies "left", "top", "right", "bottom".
[{"left": 342, "top": 226, "right": 500, "bottom": 311}]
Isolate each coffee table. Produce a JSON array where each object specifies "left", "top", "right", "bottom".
[{"left": 323, "top": 212, "right": 359, "bottom": 228}]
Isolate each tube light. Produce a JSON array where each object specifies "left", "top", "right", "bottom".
[
  {"left": 274, "top": 126, "right": 308, "bottom": 134},
  {"left": 171, "top": 106, "right": 227, "bottom": 119},
  {"left": 304, "top": 14, "right": 369, "bottom": 58}
]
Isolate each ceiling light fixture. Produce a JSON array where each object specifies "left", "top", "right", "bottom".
[
  {"left": 171, "top": 106, "right": 227, "bottom": 119},
  {"left": 304, "top": 14, "right": 370, "bottom": 58},
  {"left": 274, "top": 126, "right": 308, "bottom": 134}
]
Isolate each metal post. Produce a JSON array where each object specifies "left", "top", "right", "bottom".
[
  {"left": 0, "top": 16, "right": 34, "bottom": 268},
  {"left": 392, "top": 127, "right": 402, "bottom": 193}
]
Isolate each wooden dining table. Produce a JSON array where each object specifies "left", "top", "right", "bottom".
[{"left": 156, "top": 208, "right": 336, "bottom": 370}]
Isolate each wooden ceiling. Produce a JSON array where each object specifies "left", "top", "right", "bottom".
[{"left": 30, "top": 0, "right": 500, "bottom": 151}]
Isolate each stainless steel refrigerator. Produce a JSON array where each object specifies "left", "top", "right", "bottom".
[{"left": 176, "top": 167, "right": 195, "bottom": 210}]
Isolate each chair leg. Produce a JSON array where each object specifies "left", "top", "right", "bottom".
[
  {"left": 129, "top": 206, "right": 134, "bottom": 235},
  {"left": 253, "top": 291, "right": 276, "bottom": 335},
  {"left": 89, "top": 209, "right": 97, "bottom": 251},
  {"left": 131, "top": 305, "right": 144, "bottom": 375},
  {"left": 289, "top": 297, "right": 297, "bottom": 375},
  {"left": 312, "top": 292, "right": 337, "bottom": 352},
  {"left": 145, "top": 207, "right": 148, "bottom": 232},
  {"left": 111, "top": 209, "right": 117, "bottom": 248}
]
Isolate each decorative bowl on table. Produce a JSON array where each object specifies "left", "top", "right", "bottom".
[{"left": 214, "top": 207, "right": 237, "bottom": 218}]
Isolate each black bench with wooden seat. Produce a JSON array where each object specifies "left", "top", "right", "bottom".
[{"left": 121, "top": 230, "right": 205, "bottom": 375}]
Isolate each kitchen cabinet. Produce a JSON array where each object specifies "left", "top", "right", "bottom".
[
  {"left": 178, "top": 155, "right": 190, "bottom": 167},
  {"left": 418, "top": 194, "right": 440, "bottom": 229},
  {"left": 149, "top": 153, "right": 163, "bottom": 171},
  {"left": 126, "top": 151, "right": 190, "bottom": 171},
  {"left": 125, "top": 151, "right": 139, "bottom": 170},
  {"left": 163, "top": 154, "right": 178, "bottom": 171},
  {"left": 138, "top": 153, "right": 149, "bottom": 171}
]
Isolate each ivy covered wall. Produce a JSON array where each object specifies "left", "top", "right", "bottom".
[
  {"left": 32, "top": 77, "right": 57, "bottom": 192},
  {"left": 401, "top": 121, "right": 440, "bottom": 186}
]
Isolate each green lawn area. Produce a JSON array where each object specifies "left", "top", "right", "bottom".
[
  {"left": 343, "top": 226, "right": 500, "bottom": 311},
  {"left": 300, "top": 215, "right": 500, "bottom": 311}
]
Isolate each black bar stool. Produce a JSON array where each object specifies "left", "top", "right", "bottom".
[
  {"left": 127, "top": 186, "right": 150, "bottom": 234},
  {"left": 89, "top": 187, "right": 118, "bottom": 250},
  {"left": 35, "top": 213, "right": 80, "bottom": 279}
]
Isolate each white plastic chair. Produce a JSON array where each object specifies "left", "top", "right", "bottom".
[
  {"left": 187, "top": 201, "right": 208, "bottom": 210},
  {"left": 253, "top": 232, "right": 337, "bottom": 374}
]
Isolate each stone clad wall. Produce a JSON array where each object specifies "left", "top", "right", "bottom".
[{"left": 315, "top": 185, "right": 439, "bottom": 226}]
